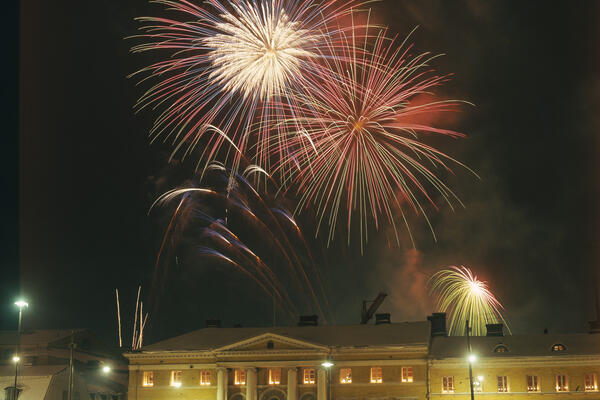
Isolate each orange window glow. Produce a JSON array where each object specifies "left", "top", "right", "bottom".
[
  {"left": 235, "top": 370, "right": 246, "bottom": 385},
  {"left": 339, "top": 368, "right": 352, "bottom": 384},
  {"left": 370, "top": 367, "right": 382, "bottom": 384},
  {"left": 200, "top": 370, "right": 211, "bottom": 386},
  {"left": 142, "top": 371, "right": 154, "bottom": 387},
  {"left": 268, "top": 368, "right": 281, "bottom": 385},
  {"left": 303, "top": 368, "right": 315, "bottom": 384},
  {"left": 401, "top": 367, "right": 413, "bottom": 383}
]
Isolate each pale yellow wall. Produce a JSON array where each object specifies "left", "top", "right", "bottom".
[{"left": 430, "top": 362, "right": 600, "bottom": 398}]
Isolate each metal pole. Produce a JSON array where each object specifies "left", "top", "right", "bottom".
[
  {"left": 68, "top": 332, "right": 74, "bottom": 400},
  {"left": 12, "top": 308, "right": 23, "bottom": 400},
  {"left": 466, "top": 320, "right": 474, "bottom": 400}
]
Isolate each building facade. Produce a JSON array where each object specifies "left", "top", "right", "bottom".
[
  {"left": 125, "top": 315, "right": 600, "bottom": 400},
  {"left": 125, "top": 320, "right": 430, "bottom": 400}
]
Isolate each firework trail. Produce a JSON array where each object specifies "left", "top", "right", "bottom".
[
  {"left": 269, "top": 21, "right": 473, "bottom": 251},
  {"left": 429, "top": 266, "right": 510, "bottom": 336},
  {"left": 130, "top": 0, "right": 362, "bottom": 176},
  {"left": 149, "top": 163, "right": 330, "bottom": 323}
]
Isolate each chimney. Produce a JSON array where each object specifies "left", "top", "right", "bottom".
[
  {"left": 486, "top": 323, "right": 504, "bottom": 337},
  {"left": 375, "top": 313, "right": 391, "bottom": 325},
  {"left": 298, "top": 315, "right": 318, "bottom": 326},
  {"left": 206, "top": 319, "right": 221, "bottom": 328},
  {"left": 427, "top": 313, "right": 447, "bottom": 337}
]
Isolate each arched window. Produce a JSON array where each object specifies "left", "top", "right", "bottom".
[
  {"left": 552, "top": 343, "right": 566, "bottom": 352},
  {"left": 493, "top": 345, "right": 509, "bottom": 353}
]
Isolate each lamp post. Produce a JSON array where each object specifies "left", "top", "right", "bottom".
[
  {"left": 321, "top": 358, "right": 333, "bottom": 400},
  {"left": 13, "top": 300, "right": 28, "bottom": 400},
  {"left": 466, "top": 320, "right": 475, "bottom": 400}
]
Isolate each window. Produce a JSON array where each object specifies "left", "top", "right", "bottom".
[
  {"left": 234, "top": 370, "right": 246, "bottom": 385},
  {"left": 401, "top": 367, "right": 413, "bottom": 383},
  {"left": 497, "top": 376, "right": 508, "bottom": 392},
  {"left": 494, "top": 345, "right": 509, "bottom": 353},
  {"left": 170, "top": 371, "right": 182, "bottom": 387},
  {"left": 552, "top": 343, "right": 566, "bottom": 352},
  {"left": 200, "top": 370, "right": 211, "bottom": 386},
  {"left": 442, "top": 376, "right": 454, "bottom": 393},
  {"left": 585, "top": 374, "right": 598, "bottom": 392},
  {"left": 370, "top": 367, "right": 382, "bottom": 383},
  {"left": 526, "top": 375, "right": 539, "bottom": 392},
  {"left": 473, "top": 379, "right": 482, "bottom": 392},
  {"left": 303, "top": 368, "right": 316, "bottom": 384},
  {"left": 268, "top": 368, "right": 281, "bottom": 385},
  {"left": 556, "top": 375, "right": 568, "bottom": 392},
  {"left": 143, "top": 371, "right": 154, "bottom": 387},
  {"left": 340, "top": 368, "right": 352, "bottom": 384}
]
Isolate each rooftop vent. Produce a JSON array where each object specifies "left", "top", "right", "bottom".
[
  {"left": 206, "top": 319, "right": 221, "bottom": 328},
  {"left": 486, "top": 323, "right": 504, "bottom": 337},
  {"left": 298, "top": 315, "right": 318, "bottom": 326},
  {"left": 427, "top": 313, "right": 447, "bottom": 337},
  {"left": 375, "top": 313, "right": 391, "bottom": 325}
]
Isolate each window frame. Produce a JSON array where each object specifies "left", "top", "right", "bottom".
[
  {"left": 142, "top": 371, "right": 154, "bottom": 387},
  {"left": 370, "top": 367, "right": 383, "bottom": 384},
  {"left": 234, "top": 369, "right": 246, "bottom": 385},
  {"left": 585, "top": 373, "right": 598, "bottom": 392},
  {"left": 303, "top": 368, "right": 316, "bottom": 385},
  {"left": 442, "top": 376, "right": 454, "bottom": 393},
  {"left": 170, "top": 370, "right": 182, "bottom": 387},
  {"left": 401, "top": 367, "right": 413, "bottom": 383},
  {"left": 199, "top": 370, "right": 211, "bottom": 386},
  {"left": 497, "top": 376, "right": 509, "bottom": 392},
  {"left": 268, "top": 368, "right": 281, "bottom": 385},
  {"left": 339, "top": 368, "right": 352, "bottom": 384},
  {"left": 526, "top": 375, "right": 539, "bottom": 392},
  {"left": 555, "top": 374, "right": 568, "bottom": 392}
]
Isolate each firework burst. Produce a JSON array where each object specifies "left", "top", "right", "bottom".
[
  {"left": 130, "top": 0, "right": 360, "bottom": 174},
  {"left": 272, "top": 24, "right": 473, "bottom": 250},
  {"left": 149, "top": 163, "right": 330, "bottom": 323},
  {"left": 429, "top": 266, "right": 510, "bottom": 336}
]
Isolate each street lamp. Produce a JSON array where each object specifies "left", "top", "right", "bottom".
[
  {"left": 321, "top": 357, "right": 333, "bottom": 400},
  {"left": 102, "top": 366, "right": 111, "bottom": 374},
  {"left": 466, "top": 319, "right": 475, "bottom": 400},
  {"left": 13, "top": 299, "right": 28, "bottom": 400}
]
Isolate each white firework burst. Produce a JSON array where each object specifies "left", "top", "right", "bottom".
[{"left": 205, "top": 2, "right": 317, "bottom": 100}]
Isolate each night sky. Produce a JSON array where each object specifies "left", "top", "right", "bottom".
[{"left": 3, "top": 1, "right": 599, "bottom": 345}]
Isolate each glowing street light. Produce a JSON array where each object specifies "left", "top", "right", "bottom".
[
  {"left": 468, "top": 354, "right": 477, "bottom": 363},
  {"left": 102, "top": 366, "right": 111, "bottom": 374},
  {"left": 14, "top": 300, "right": 29, "bottom": 309},
  {"left": 12, "top": 298, "right": 29, "bottom": 400},
  {"left": 321, "top": 360, "right": 334, "bottom": 368}
]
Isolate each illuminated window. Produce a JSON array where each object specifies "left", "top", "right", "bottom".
[
  {"left": 493, "top": 345, "right": 509, "bottom": 353},
  {"left": 142, "top": 371, "right": 154, "bottom": 387},
  {"left": 526, "top": 375, "right": 539, "bottom": 392},
  {"left": 401, "top": 367, "right": 413, "bottom": 383},
  {"left": 200, "top": 370, "right": 211, "bottom": 386},
  {"left": 552, "top": 344, "right": 566, "bottom": 352},
  {"left": 556, "top": 375, "right": 568, "bottom": 392},
  {"left": 473, "top": 379, "right": 482, "bottom": 392},
  {"left": 234, "top": 370, "right": 246, "bottom": 385},
  {"left": 585, "top": 374, "right": 598, "bottom": 392},
  {"left": 303, "top": 368, "right": 315, "bottom": 384},
  {"left": 442, "top": 376, "right": 454, "bottom": 393},
  {"left": 170, "top": 371, "right": 182, "bottom": 387},
  {"left": 370, "top": 367, "right": 382, "bottom": 383},
  {"left": 497, "top": 376, "right": 508, "bottom": 392},
  {"left": 268, "top": 368, "right": 281, "bottom": 385},
  {"left": 339, "top": 368, "right": 352, "bottom": 384}
]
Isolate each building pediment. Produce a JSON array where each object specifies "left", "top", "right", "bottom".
[{"left": 214, "top": 333, "right": 328, "bottom": 353}]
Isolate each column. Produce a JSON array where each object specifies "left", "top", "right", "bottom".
[
  {"left": 287, "top": 368, "right": 297, "bottom": 400},
  {"left": 217, "top": 368, "right": 228, "bottom": 400},
  {"left": 317, "top": 369, "right": 327, "bottom": 400},
  {"left": 246, "top": 368, "right": 257, "bottom": 400}
]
